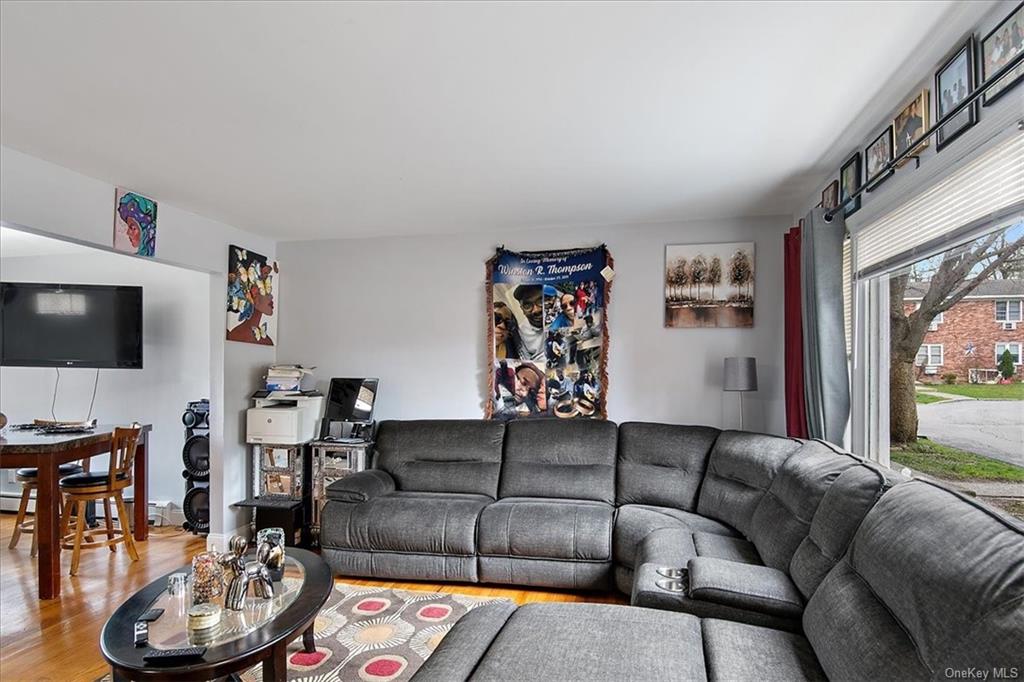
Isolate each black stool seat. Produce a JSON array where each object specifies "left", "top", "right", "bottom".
[
  {"left": 16, "top": 463, "right": 84, "bottom": 482},
  {"left": 59, "top": 470, "right": 127, "bottom": 488}
]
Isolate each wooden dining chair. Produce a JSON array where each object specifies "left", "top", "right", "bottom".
[
  {"left": 59, "top": 424, "right": 142, "bottom": 576},
  {"left": 8, "top": 462, "right": 86, "bottom": 557}
]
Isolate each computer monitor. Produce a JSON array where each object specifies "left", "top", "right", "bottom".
[{"left": 324, "top": 378, "right": 379, "bottom": 423}]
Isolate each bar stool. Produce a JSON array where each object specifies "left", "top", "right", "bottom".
[
  {"left": 8, "top": 462, "right": 85, "bottom": 556},
  {"left": 59, "top": 424, "right": 142, "bottom": 576}
]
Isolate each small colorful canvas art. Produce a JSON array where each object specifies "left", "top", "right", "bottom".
[
  {"left": 226, "top": 245, "right": 279, "bottom": 346},
  {"left": 113, "top": 188, "right": 157, "bottom": 257}
]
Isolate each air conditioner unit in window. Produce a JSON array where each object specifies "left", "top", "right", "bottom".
[{"left": 1002, "top": 322, "right": 1018, "bottom": 331}]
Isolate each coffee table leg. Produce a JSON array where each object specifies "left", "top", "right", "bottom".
[
  {"left": 303, "top": 625, "right": 316, "bottom": 653},
  {"left": 263, "top": 643, "right": 288, "bottom": 681}
]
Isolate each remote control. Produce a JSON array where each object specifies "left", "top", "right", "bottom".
[
  {"left": 133, "top": 621, "right": 148, "bottom": 647},
  {"left": 142, "top": 646, "right": 207, "bottom": 665},
  {"left": 137, "top": 608, "right": 164, "bottom": 622}
]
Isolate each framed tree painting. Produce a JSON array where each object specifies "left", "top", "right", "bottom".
[{"left": 665, "top": 242, "right": 754, "bottom": 329}]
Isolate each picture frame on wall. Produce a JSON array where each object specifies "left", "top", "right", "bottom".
[
  {"left": 893, "top": 89, "right": 930, "bottom": 162},
  {"left": 864, "top": 126, "right": 894, "bottom": 190},
  {"left": 840, "top": 153, "right": 862, "bottom": 217},
  {"left": 821, "top": 180, "right": 839, "bottom": 210},
  {"left": 935, "top": 37, "right": 978, "bottom": 150},
  {"left": 981, "top": 2, "right": 1024, "bottom": 106}
]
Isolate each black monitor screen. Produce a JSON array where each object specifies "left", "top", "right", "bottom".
[
  {"left": 325, "top": 378, "right": 379, "bottom": 422},
  {"left": 0, "top": 282, "right": 143, "bottom": 369}
]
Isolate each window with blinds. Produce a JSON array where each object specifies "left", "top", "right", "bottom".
[
  {"left": 843, "top": 236, "right": 852, "bottom": 355},
  {"left": 854, "top": 133, "right": 1024, "bottom": 275}
]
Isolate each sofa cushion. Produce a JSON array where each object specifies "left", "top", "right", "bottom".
[
  {"left": 614, "top": 504, "right": 739, "bottom": 570},
  {"left": 803, "top": 480, "right": 1024, "bottom": 680},
  {"left": 702, "top": 619, "right": 827, "bottom": 681},
  {"left": 324, "top": 469, "right": 395, "bottom": 502},
  {"left": 687, "top": 557, "right": 804, "bottom": 620},
  {"left": 374, "top": 420, "right": 504, "bottom": 497},
  {"left": 697, "top": 431, "right": 802, "bottom": 537},
  {"left": 748, "top": 440, "right": 862, "bottom": 572},
  {"left": 616, "top": 422, "right": 720, "bottom": 509},
  {"left": 411, "top": 602, "right": 518, "bottom": 682},
  {"left": 692, "top": 532, "right": 761, "bottom": 565},
  {"left": 479, "top": 498, "right": 613, "bottom": 561},
  {"left": 465, "top": 603, "right": 706, "bottom": 682},
  {"left": 789, "top": 463, "right": 897, "bottom": 598},
  {"left": 500, "top": 419, "right": 617, "bottom": 503},
  {"left": 320, "top": 491, "right": 489, "bottom": 555}
]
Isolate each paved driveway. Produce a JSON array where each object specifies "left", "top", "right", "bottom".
[{"left": 917, "top": 399, "right": 1024, "bottom": 467}]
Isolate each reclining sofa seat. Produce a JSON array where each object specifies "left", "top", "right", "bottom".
[
  {"left": 412, "top": 479, "right": 1024, "bottom": 682},
  {"left": 478, "top": 419, "right": 618, "bottom": 589},
  {"left": 624, "top": 425, "right": 901, "bottom": 630},
  {"left": 320, "top": 420, "right": 505, "bottom": 582},
  {"left": 320, "top": 419, "right": 620, "bottom": 588}
]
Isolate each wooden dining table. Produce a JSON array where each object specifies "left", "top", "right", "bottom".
[{"left": 0, "top": 424, "right": 152, "bottom": 599}]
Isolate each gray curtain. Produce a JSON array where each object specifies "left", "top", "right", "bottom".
[{"left": 800, "top": 208, "right": 850, "bottom": 444}]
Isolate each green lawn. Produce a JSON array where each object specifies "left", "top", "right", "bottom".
[
  {"left": 915, "top": 392, "right": 947, "bottom": 404},
  {"left": 890, "top": 439, "right": 1024, "bottom": 482},
  {"left": 921, "top": 383, "right": 1024, "bottom": 400}
]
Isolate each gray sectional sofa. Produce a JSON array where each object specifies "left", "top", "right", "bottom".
[{"left": 320, "top": 418, "right": 1024, "bottom": 680}]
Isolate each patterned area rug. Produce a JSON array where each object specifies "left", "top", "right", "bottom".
[{"left": 98, "top": 583, "right": 510, "bottom": 682}]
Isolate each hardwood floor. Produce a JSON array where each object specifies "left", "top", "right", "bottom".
[{"left": 0, "top": 513, "right": 625, "bottom": 681}]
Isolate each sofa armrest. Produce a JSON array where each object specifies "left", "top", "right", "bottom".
[
  {"left": 325, "top": 470, "right": 395, "bottom": 502},
  {"left": 636, "top": 527, "right": 696, "bottom": 567},
  {"left": 410, "top": 601, "right": 517, "bottom": 681},
  {"left": 686, "top": 557, "right": 803, "bottom": 619}
]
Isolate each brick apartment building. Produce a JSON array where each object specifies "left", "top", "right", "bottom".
[{"left": 904, "top": 279, "right": 1024, "bottom": 383}]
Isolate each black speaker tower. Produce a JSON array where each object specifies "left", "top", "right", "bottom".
[{"left": 181, "top": 399, "right": 210, "bottom": 535}]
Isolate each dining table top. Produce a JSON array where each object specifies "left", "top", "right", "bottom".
[{"left": 0, "top": 423, "right": 152, "bottom": 454}]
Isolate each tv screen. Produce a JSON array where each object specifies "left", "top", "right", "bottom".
[{"left": 0, "top": 282, "right": 143, "bottom": 369}]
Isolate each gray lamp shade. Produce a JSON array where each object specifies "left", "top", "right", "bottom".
[{"left": 723, "top": 357, "right": 757, "bottom": 392}]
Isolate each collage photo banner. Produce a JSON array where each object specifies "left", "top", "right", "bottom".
[{"left": 487, "top": 245, "right": 613, "bottom": 420}]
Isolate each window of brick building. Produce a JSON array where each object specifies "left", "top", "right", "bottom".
[{"left": 995, "top": 342, "right": 1022, "bottom": 365}]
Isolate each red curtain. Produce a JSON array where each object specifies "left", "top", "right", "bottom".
[{"left": 784, "top": 226, "right": 809, "bottom": 438}]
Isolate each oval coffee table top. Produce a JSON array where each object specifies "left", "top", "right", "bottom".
[{"left": 100, "top": 547, "right": 332, "bottom": 679}]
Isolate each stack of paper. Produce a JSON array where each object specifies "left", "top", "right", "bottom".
[{"left": 265, "top": 364, "right": 315, "bottom": 392}]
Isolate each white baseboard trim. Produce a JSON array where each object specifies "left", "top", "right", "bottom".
[
  {"left": 206, "top": 524, "right": 251, "bottom": 552},
  {"left": 0, "top": 493, "right": 185, "bottom": 527}
]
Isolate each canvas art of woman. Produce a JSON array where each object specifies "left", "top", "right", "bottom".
[
  {"left": 113, "top": 189, "right": 157, "bottom": 257},
  {"left": 226, "top": 245, "right": 278, "bottom": 345}
]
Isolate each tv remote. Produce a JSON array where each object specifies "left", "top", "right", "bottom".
[
  {"left": 143, "top": 646, "right": 207, "bottom": 665},
  {"left": 137, "top": 608, "right": 164, "bottom": 622},
  {"left": 133, "top": 621, "right": 148, "bottom": 647}
]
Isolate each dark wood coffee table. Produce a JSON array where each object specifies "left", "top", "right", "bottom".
[{"left": 100, "top": 548, "right": 332, "bottom": 681}]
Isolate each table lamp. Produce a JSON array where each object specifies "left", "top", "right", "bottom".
[{"left": 723, "top": 357, "right": 757, "bottom": 430}]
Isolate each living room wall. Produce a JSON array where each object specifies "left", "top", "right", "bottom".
[
  {"left": 0, "top": 247, "right": 210, "bottom": 521},
  {"left": 0, "top": 146, "right": 277, "bottom": 543},
  {"left": 276, "top": 216, "right": 791, "bottom": 433}
]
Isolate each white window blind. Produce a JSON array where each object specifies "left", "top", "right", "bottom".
[
  {"left": 842, "top": 237, "right": 852, "bottom": 355},
  {"left": 855, "top": 133, "right": 1024, "bottom": 274}
]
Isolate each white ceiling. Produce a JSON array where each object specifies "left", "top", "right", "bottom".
[{"left": 0, "top": 1, "right": 993, "bottom": 241}]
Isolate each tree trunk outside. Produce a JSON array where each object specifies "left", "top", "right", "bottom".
[{"left": 890, "top": 360, "right": 919, "bottom": 444}]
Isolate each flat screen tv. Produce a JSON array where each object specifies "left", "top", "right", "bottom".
[{"left": 0, "top": 282, "right": 143, "bottom": 369}]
